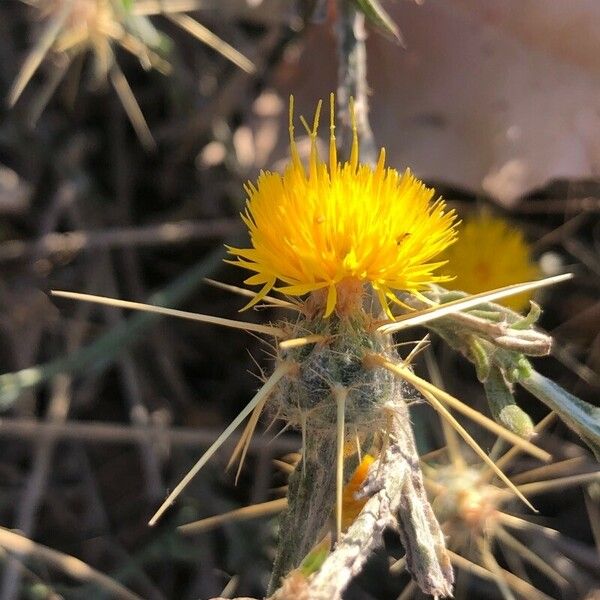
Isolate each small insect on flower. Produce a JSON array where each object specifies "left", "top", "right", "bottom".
[
  {"left": 227, "top": 95, "right": 459, "bottom": 319},
  {"left": 440, "top": 214, "right": 540, "bottom": 312},
  {"left": 394, "top": 414, "right": 600, "bottom": 600}
]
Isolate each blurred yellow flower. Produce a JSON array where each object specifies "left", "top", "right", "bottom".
[
  {"left": 227, "top": 96, "right": 458, "bottom": 318},
  {"left": 440, "top": 214, "right": 539, "bottom": 311}
]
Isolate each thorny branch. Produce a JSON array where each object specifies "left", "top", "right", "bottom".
[
  {"left": 212, "top": 398, "right": 453, "bottom": 600},
  {"left": 269, "top": 399, "right": 453, "bottom": 600},
  {"left": 267, "top": 433, "right": 339, "bottom": 594}
]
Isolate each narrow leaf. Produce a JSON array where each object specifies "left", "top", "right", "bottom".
[
  {"left": 521, "top": 370, "right": 600, "bottom": 460},
  {"left": 350, "top": 0, "right": 404, "bottom": 45}
]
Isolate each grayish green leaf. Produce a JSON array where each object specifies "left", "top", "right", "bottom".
[
  {"left": 521, "top": 370, "right": 600, "bottom": 460},
  {"left": 350, "top": 0, "right": 404, "bottom": 45}
]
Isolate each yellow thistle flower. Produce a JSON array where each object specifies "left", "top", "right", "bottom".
[
  {"left": 227, "top": 96, "right": 458, "bottom": 318},
  {"left": 440, "top": 214, "right": 540, "bottom": 312}
]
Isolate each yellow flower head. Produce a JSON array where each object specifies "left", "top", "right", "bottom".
[
  {"left": 440, "top": 214, "right": 540, "bottom": 312},
  {"left": 227, "top": 95, "right": 458, "bottom": 317}
]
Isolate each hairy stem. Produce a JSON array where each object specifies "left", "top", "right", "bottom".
[{"left": 268, "top": 431, "right": 337, "bottom": 594}]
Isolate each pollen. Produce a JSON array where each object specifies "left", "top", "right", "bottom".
[
  {"left": 227, "top": 95, "right": 458, "bottom": 318},
  {"left": 440, "top": 214, "right": 540, "bottom": 312}
]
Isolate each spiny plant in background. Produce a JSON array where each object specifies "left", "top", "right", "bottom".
[
  {"left": 395, "top": 415, "right": 600, "bottom": 600},
  {"left": 52, "top": 95, "right": 598, "bottom": 598},
  {"left": 9, "top": 0, "right": 255, "bottom": 149}
]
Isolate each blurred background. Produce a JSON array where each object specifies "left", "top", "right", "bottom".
[{"left": 0, "top": 1, "right": 598, "bottom": 598}]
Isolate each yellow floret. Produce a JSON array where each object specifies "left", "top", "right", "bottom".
[{"left": 227, "top": 95, "right": 458, "bottom": 318}]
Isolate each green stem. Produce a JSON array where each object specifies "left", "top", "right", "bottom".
[
  {"left": 521, "top": 370, "right": 600, "bottom": 460},
  {"left": 268, "top": 432, "right": 337, "bottom": 594},
  {"left": 483, "top": 366, "right": 533, "bottom": 438}
]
